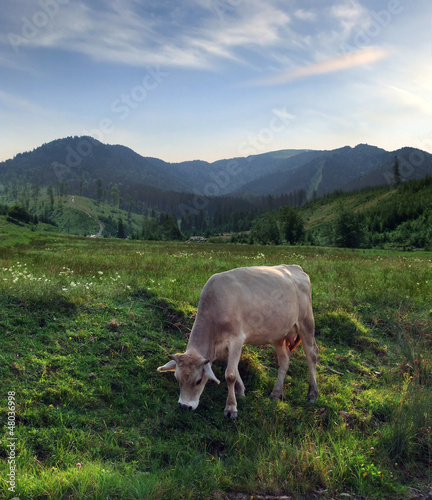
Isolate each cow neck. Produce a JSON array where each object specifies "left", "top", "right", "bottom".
[{"left": 187, "top": 314, "right": 215, "bottom": 361}]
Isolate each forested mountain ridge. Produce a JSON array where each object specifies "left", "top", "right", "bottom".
[
  {"left": 2, "top": 137, "right": 432, "bottom": 201},
  {"left": 0, "top": 137, "right": 192, "bottom": 194},
  {"left": 239, "top": 144, "right": 432, "bottom": 197},
  {"left": 0, "top": 136, "right": 311, "bottom": 196}
]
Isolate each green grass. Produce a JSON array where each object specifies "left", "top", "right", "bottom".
[
  {"left": 1, "top": 194, "right": 144, "bottom": 238},
  {"left": 0, "top": 222, "right": 431, "bottom": 499}
]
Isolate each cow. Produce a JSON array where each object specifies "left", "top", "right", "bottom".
[{"left": 157, "top": 264, "right": 318, "bottom": 419}]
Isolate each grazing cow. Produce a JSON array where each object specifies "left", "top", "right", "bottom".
[{"left": 158, "top": 265, "right": 318, "bottom": 419}]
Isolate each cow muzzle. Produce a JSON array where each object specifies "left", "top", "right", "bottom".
[{"left": 178, "top": 397, "right": 199, "bottom": 411}]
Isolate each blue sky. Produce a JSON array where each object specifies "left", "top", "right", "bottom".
[{"left": 1, "top": 0, "right": 431, "bottom": 162}]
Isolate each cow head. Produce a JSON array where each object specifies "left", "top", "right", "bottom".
[{"left": 157, "top": 351, "right": 220, "bottom": 410}]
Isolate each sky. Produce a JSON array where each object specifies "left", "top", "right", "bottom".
[{"left": 1, "top": 0, "right": 432, "bottom": 163}]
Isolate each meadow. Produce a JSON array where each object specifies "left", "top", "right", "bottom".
[{"left": 0, "top": 225, "right": 431, "bottom": 499}]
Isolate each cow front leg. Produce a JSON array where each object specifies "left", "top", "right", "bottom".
[
  {"left": 224, "top": 371, "right": 238, "bottom": 419},
  {"left": 224, "top": 346, "right": 243, "bottom": 419},
  {"left": 235, "top": 373, "right": 246, "bottom": 397},
  {"left": 271, "top": 338, "right": 291, "bottom": 400}
]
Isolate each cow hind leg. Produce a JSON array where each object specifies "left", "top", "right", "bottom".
[
  {"left": 271, "top": 338, "right": 291, "bottom": 400},
  {"left": 300, "top": 316, "right": 318, "bottom": 403}
]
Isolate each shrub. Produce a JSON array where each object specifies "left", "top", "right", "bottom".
[{"left": 7, "top": 204, "right": 33, "bottom": 224}]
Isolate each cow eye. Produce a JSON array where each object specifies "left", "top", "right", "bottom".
[{"left": 196, "top": 378, "right": 202, "bottom": 386}]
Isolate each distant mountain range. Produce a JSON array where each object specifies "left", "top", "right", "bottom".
[{"left": 1, "top": 136, "right": 432, "bottom": 199}]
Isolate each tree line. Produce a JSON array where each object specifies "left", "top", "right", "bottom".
[
  {"left": 0, "top": 173, "right": 307, "bottom": 238},
  {"left": 211, "top": 176, "right": 432, "bottom": 250},
  {"left": 2, "top": 171, "right": 431, "bottom": 250}
]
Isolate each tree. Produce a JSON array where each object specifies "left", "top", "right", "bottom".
[
  {"left": 127, "top": 197, "right": 135, "bottom": 220},
  {"left": 250, "top": 212, "right": 281, "bottom": 245},
  {"left": 141, "top": 216, "right": 159, "bottom": 240},
  {"left": 111, "top": 186, "right": 120, "bottom": 210},
  {"left": 7, "top": 205, "right": 32, "bottom": 224},
  {"left": 31, "top": 184, "right": 40, "bottom": 208},
  {"left": 393, "top": 156, "right": 402, "bottom": 186},
  {"left": 59, "top": 181, "right": 69, "bottom": 199},
  {"left": 141, "top": 213, "right": 183, "bottom": 241},
  {"left": 279, "top": 206, "right": 305, "bottom": 244},
  {"left": 47, "top": 185, "right": 54, "bottom": 210},
  {"left": 160, "top": 213, "right": 183, "bottom": 240},
  {"left": 333, "top": 206, "right": 364, "bottom": 248},
  {"left": 96, "top": 178, "right": 103, "bottom": 205},
  {"left": 117, "top": 218, "right": 126, "bottom": 239}
]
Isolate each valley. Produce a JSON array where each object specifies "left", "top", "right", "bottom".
[{"left": 1, "top": 136, "right": 432, "bottom": 250}]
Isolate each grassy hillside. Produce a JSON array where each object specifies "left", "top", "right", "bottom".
[
  {"left": 0, "top": 226, "right": 431, "bottom": 499},
  {"left": 0, "top": 195, "right": 145, "bottom": 238},
  {"left": 60, "top": 195, "right": 144, "bottom": 238},
  {"left": 302, "top": 177, "right": 432, "bottom": 249},
  {"left": 302, "top": 186, "right": 393, "bottom": 229}
]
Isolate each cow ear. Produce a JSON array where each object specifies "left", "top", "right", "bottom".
[
  {"left": 157, "top": 358, "right": 177, "bottom": 372},
  {"left": 204, "top": 361, "right": 220, "bottom": 385}
]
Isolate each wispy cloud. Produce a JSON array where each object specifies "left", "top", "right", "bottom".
[
  {"left": 0, "top": 90, "right": 47, "bottom": 115},
  {"left": 294, "top": 9, "right": 317, "bottom": 22},
  {"left": 329, "top": 0, "right": 370, "bottom": 35},
  {"left": 245, "top": 46, "right": 389, "bottom": 87},
  {"left": 1, "top": 0, "right": 293, "bottom": 69}
]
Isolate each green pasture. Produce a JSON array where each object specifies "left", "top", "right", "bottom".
[{"left": 0, "top": 226, "right": 431, "bottom": 499}]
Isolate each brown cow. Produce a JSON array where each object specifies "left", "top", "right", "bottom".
[{"left": 158, "top": 265, "right": 318, "bottom": 419}]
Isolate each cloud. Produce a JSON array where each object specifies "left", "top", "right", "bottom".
[
  {"left": 245, "top": 46, "right": 389, "bottom": 86},
  {"left": 1, "top": 0, "right": 293, "bottom": 70},
  {"left": 0, "top": 90, "right": 47, "bottom": 115},
  {"left": 294, "top": 9, "right": 317, "bottom": 22},
  {"left": 329, "top": 0, "right": 369, "bottom": 34}
]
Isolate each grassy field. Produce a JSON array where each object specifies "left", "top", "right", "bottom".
[{"left": 0, "top": 221, "right": 431, "bottom": 499}]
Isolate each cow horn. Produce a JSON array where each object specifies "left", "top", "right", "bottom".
[
  {"left": 204, "top": 362, "right": 220, "bottom": 385},
  {"left": 157, "top": 358, "right": 177, "bottom": 372}
]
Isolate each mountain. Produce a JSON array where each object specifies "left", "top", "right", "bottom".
[
  {"left": 0, "top": 137, "right": 193, "bottom": 194},
  {"left": 237, "top": 144, "right": 432, "bottom": 197},
  {"left": 344, "top": 147, "right": 432, "bottom": 191},
  {"left": 1, "top": 137, "right": 432, "bottom": 201}
]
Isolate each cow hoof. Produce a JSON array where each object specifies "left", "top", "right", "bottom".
[
  {"left": 307, "top": 395, "right": 317, "bottom": 404},
  {"left": 224, "top": 409, "right": 238, "bottom": 419}
]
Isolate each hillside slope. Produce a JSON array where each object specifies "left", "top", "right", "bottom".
[{"left": 302, "top": 176, "right": 432, "bottom": 249}]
